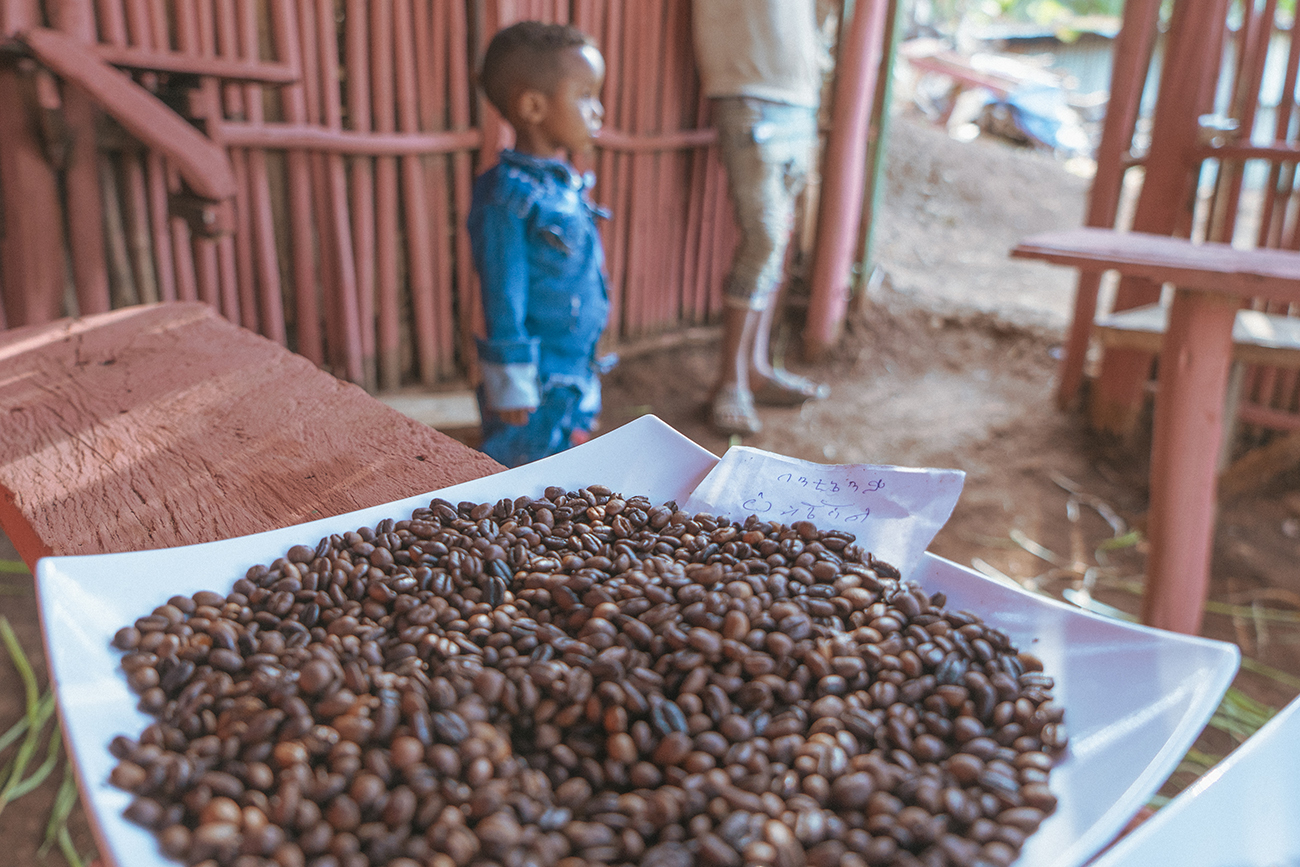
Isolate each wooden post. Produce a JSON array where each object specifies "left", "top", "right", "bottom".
[
  {"left": 1090, "top": 0, "right": 1231, "bottom": 434},
  {"left": 1142, "top": 289, "right": 1241, "bottom": 633},
  {"left": 803, "top": 0, "right": 889, "bottom": 358},
  {"left": 0, "top": 52, "right": 67, "bottom": 326},
  {"left": 1055, "top": 0, "right": 1162, "bottom": 410}
]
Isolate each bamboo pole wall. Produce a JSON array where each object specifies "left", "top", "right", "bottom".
[{"left": 0, "top": 0, "right": 837, "bottom": 390}]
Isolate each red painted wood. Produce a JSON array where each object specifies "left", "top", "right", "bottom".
[
  {"left": 93, "top": 43, "right": 298, "bottom": 83},
  {"left": 418, "top": 0, "right": 457, "bottom": 376},
  {"left": 239, "top": 0, "right": 287, "bottom": 346},
  {"left": 217, "top": 124, "right": 482, "bottom": 154},
  {"left": 217, "top": 0, "right": 260, "bottom": 333},
  {"left": 0, "top": 61, "right": 67, "bottom": 326},
  {"left": 270, "top": 0, "right": 323, "bottom": 365},
  {"left": 120, "top": 156, "right": 159, "bottom": 303},
  {"left": 395, "top": 0, "right": 440, "bottom": 385},
  {"left": 296, "top": 0, "right": 344, "bottom": 373},
  {"left": 32, "top": 8, "right": 113, "bottom": 319},
  {"left": 0, "top": 303, "right": 502, "bottom": 567},
  {"left": 1142, "top": 290, "right": 1241, "bottom": 633},
  {"left": 20, "top": 27, "right": 238, "bottom": 203},
  {"left": 372, "top": 0, "right": 401, "bottom": 390},
  {"left": 449, "top": 0, "right": 479, "bottom": 381},
  {"left": 1055, "top": 0, "right": 1162, "bottom": 409},
  {"left": 1090, "top": 0, "right": 1232, "bottom": 432},
  {"left": 806, "top": 0, "right": 890, "bottom": 356},
  {"left": 1014, "top": 225, "right": 1300, "bottom": 633},
  {"left": 1013, "top": 228, "right": 1300, "bottom": 302},
  {"left": 344, "top": 0, "right": 377, "bottom": 382},
  {"left": 318, "top": 0, "right": 366, "bottom": 386}
]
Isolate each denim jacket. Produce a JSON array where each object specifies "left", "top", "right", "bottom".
[{"left": 468, "top": 150, "right": 610, "bottom": 413}]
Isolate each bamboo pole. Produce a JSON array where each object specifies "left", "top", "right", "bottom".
[
  {"left": 451, "top": 0, "right": 479, "bottom": 380},
  {"left": 420, "top": 0, "right": 456, "bottom": 375},
  {"left": 372, "top": 0, "right": 402, "bottom": 390},
  {"left": 317, "top": 0, "right": 366, "bottom": 386},
  {"left": 176, "top": 0, "right": 226, "bottom": 313},
  {"left": 270, "top": 0, "right": 323, "bottom": 364},
  {"left": 345, "top": 0, "right": 377, "bottom": 382},
  {"left": 52, "top": 0, "right": 112, "bottom": 317},
  {"left": 241, "top": 0, "right": 287, "bottom": 345},
  {"left": 396, "top": 0, "right": 441, "bottom": 385},
  {"left": 217, "top": 0, "right": 260, "bottom": 332}
]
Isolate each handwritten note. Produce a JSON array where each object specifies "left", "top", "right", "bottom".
[{"left": 682, "top": 446, "right": 965, "bottom": 576}]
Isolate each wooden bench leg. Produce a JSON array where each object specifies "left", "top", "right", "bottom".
[{"left": 1142, "top": 289, "right": 1240, "bottom": 634}]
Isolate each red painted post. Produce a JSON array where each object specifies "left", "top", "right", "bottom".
[
  {"left": 344, "top": 0, "right": 377, "bottom": 383},
  {"left": 0, "top": 5, "right": 66, "bottom": 327},
  {"left": 175, "top": 0, "right": 224, "bottom": 312},
  {"left": 415, "top": 0, "right": 456, "bottom": 375},
  {"left": 395, "top": 0, "right": 440, "bottom": 385},
  {"left": 51, "top": 0, "right": 113, "bottom": 317},
  {"left": 1055, "top": 0, "right": 1162, "bottom": 410},
  {"left": 450, "top": 0, "right": 479, "bottom": 380},
  {"left": 270, "top": 0, "right": 323, "bottom": 365},
  {"left": 372, "top": 0, "right": 401, "bottom": 391},
  {"left": 217, "top": 0, "right": 260, "bottom": 332},
  {"left": 1090, "top": 0, "right": 1231, "bottom": 434},
  {"left": 126, "top": 0, "right": 181, "bottom": 304},
  {"left": 318, "top": 0, "right": 366, "bottom": 386},
  {"left": 240, "top": 0, "right": 287, "bottom": 345},
  {"left": 804, "top": 0, "right": 889, "bottom": 357},
  {"left": 1142, "top": 289, "right": 1241, "bottom": 633}
]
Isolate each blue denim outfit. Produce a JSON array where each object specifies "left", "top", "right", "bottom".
[{"left": 468, "top": 149, "right": 611, "bottom": 467}]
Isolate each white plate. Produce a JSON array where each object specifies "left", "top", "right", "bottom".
[
  {"left": 1089, "top": 692, "right": 1300, "bottom": 867},
  {"left": 34, "top": 415, "right": 1240, "bottom": 867}
]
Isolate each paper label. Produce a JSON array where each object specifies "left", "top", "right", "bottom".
[{"left": 682, "top": 446, "right": 965, "bottom": 576}]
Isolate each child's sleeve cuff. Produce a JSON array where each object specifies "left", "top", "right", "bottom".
[{"left": 477, "top": 337, "right": 541, "bottom": 410}]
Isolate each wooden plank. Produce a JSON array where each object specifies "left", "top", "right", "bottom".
[
  {"left": 93, "top": 42, "right": 299, "bottom": 83},
  {"left": 20, "top": 27, "right": 237, "bottom": 201},
  {"left": 1013, "top": 228, "right": 1300, "bottom": 303},
  {"left": 1096, "top": 303, "right": 1300, "bottom": 369},
  {"left": 0, "top": 302, "right": 502, "bottom": 568}
]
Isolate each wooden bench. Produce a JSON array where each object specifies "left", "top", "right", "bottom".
[
  {"left": 1094, "top": 303, "right": 1300, "bottom": 368},
  {"left": 1012, "top": 227, "right": 1300, "bottom": 635},
  {"left": 1095, "top": 302, "right": 1300, "bottom": 469},
  {"left": 0, "top": 302, "right": 503, "bottom": 567}
]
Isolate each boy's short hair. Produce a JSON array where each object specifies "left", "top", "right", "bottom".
[{"left": 479, "top": 21, "right": 595, "bottom": 117}]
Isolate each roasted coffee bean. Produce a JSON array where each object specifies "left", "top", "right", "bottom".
[{"left": 109, "top": 486, "right": 1066, "bottom": 867}]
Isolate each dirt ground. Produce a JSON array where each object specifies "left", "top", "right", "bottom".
[{"left": 3, "top": 110, "right": 1300, "bottom": 866}]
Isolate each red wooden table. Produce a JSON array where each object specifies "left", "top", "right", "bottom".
[
  {"left": 1013, "top": 227, "right": 1300, "bottom": 634},
  {"left": 0, "top": 302, "right": 502, "bottom": 567}
]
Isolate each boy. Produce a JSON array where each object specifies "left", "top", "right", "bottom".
[
  {"left": 692, "top": 0, "right": 830, "bottom": 436},
  {"left": 469, "top": 22, "right": 610, "bottom": 467}
]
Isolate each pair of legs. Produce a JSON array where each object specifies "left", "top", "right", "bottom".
[{"left": 710, "top": 97, "right": 828, "bottom": 435}]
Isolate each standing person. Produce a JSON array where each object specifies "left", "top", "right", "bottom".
[
  {"left": 469, "top": 21, "right": 611, "bottom": 467},
  {"left": 692, "top": 0, "right": 830, "bottom": 436}
]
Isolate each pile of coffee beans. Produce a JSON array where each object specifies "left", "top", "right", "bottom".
[{"left": 109, "top": 485, "right": 1066, "bottom": 867}]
